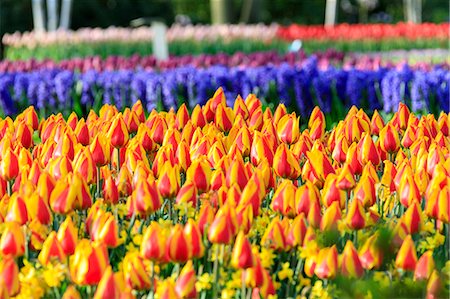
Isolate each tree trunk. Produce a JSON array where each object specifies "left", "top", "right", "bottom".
[
  {"left": 47, "top": 0, "right": 58, "bottom": 31},
  {"left": 211, "top": 0, "right": 231, "bottom": 24},
  {"left": 59, "top": 0, "right": 73, "bottom": 29},
  {"left": 32, "top": 0, "right": 46, "bottom": 32},
  {"left": 325, "top": 0, "right": 338, "bottom": 27}
]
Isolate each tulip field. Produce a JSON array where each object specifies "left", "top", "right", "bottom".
[
  {"left": 0, "top": 87, "right": 448, "bottom": 298},
  {"left": 0, "top": 21, "right": 449, "bottom": 299}
]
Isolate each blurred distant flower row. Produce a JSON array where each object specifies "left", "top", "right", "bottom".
[
  {"left": 278, "top": 22, "right": 449, "bottom": 41},
  {"left": 2, "top": 23, "right": 448, "bottom": 61},
  {"left": 2, "top": 24, "right": 278, "bottom": 49},
  {"left": 0, "top": 57, "right": 448, "bottom": 118},
  {"left": 1, "top": 49, "right": 448, "bottom": 74},
  {"left": 0, "top": 89, "right": 448, "bottom": 299}
]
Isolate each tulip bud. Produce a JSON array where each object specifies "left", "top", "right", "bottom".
[
  {"left": 186, "top": 157, "right": 212, "bottom": 193},
  {"left": 57, "top": 216, "right": 78, "bottom": 255},
  {"left": 38, "top": 231, "right": 65, "bottom": 265},
  {"left": 271, "top": 180, "right": 296, "bottom": 218},
  {"left": 320, "top": 201, "right": 341, "bottom": 231},
  {"left": 123, "top": 252, "right": 151, "bottom": 290},
  {"left": 0, "top": 148, "right": 18, "bottom": 181},
  {"left": 358, "top": 133, "right": 380, "bottom": 166},
  {"left": 346, "top": 199, "right": 366, "bottom": 230},
  {"left": 273, "top": 143, "right": 301, "bottom": 179},
  {"left": 315, "top": 245, "right": 339, "bottom": 279},
  {"left": 183, "top": 219, "right": 204, "bottom": 259},
  {"left": 166, "top": 224, "right": 192, "bottom": 263},
  {"left": 0, "top": 255, "right": 19, "bottom": 296},
  {"left": 414, "top": 251, "right": 435, "bottom": 281},
  {"left": 5, "top": 194, "right": 28, "bottom": 225},
  {"left": 277, "top": 113, "right": 300, "bottom": 144},
  {"left": 379, "top": 123, "right": 400, "bottom": 153},
  {"left": 70, "top": 239, "right": 109, "bottom": 285},
  {"left": 0, "top": 222, "right": 25, "bottom": 257},
  {"left": 215, "top": 103, "right": 234, "bottom": 132},
  {"left": 15, "top": 120, "right": 33, "bottom": 149},
  {"left": 157, "top": 162, "right": 181, "bottom": 199},
  {"left": 26, "top": 192, "right": 52, "bottom": 225},
  {"left": 336, "top": 163, "right": 356, "bottom": 191},
  {"left": 175, "top": 261, "right": 197, "bottom": 298},
  {"left": 261, "top": 218, "right": 287, "bottom": 251},
  {"left": 90, "top": 134, "right": 111, "bottom": 166},
  {"left": 93, "top": 266, "right": 122, "bottom": 299},
  {"left": 127, "top": 180, "right": 162, "bottom": 216},
  {"left": 307, "top": 148, "right": 335, "bottom": 182},
  {"left": 359, "top": 234, "right": 383, "bottom": 270},
  {"left": 395, "top": 235, "right": 417, "bottom": 271},
  {"left": 286, "top": 213, "right": 307, "bottom": 247},
  {"left": 157, "top": 279, "right": 178, "bottom": 299},
  {"left": 322, "top": 174, "right": 346, "bottom": 209},
  {"left": 370, "top": 110, "right": 385, "bottom": 136},
  {"left": 90, "top": 211, "right": 120, "bottom": 248},
  {"left": 341, "top": 241, "right": 364, "bottom": 278},
  {"left": 231, "top": 231, "right": 254, "bottom": 269},
  {"left": 208, "top": 204, "right": 238, "bottom": 244}
]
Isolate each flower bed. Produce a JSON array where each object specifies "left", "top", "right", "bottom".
[
  {"left": 0, "top": 60, "right": 448, "bottom": 119},
  {"left": 2, "top": 23, "right": 448, "bottom": 61},
  {"left": 0, "top": 90, "right": 448, "bottom": 298}
]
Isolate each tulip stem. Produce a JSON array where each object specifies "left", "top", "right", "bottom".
[
  {"left": 116, "top": 148, "right": 120, "bottom": 174},
  {"left": 149, "top": 261, "right": 156, "bottom": 299},
  {"left": 241, "top": 271, "right": 246, "bottom": 299},
  {"left": 6, "top": 180, "right": 11, "bottom": 196},
  {"left": 212, "top": 245, "right": 220, "bottom": 299},
  {"left": 96, "top": 166, "right": 101, "bottom": 198}
]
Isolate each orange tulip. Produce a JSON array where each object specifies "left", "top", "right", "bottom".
[
  {"left": 314, "top": 245, "right": 339, "bottom": 279},
  {"left": 184, "top": 219, "right": 204, "bottom": 259},
  {"left": 0, "top": 148, "right": 19, "bottom": 181},
  {"left": 90, "top": 134, "right": 111, "bottom": 167},
  {"left": 414, "top": 250, "right": 435, "bottom": 281},
  {"left": 271, "top": 179, "right": 296, "bottom": 218},
  {"left": 90, "top": 211, "right": 120, "bottom": 248},
  {"left": 57, "top": 215, "right": 78, "bottom": 255},
  {"left": 186, "top": 157, "right": 212, "bottom": 193},
  {"left": 38, "top": 231, "right": 65, "bottom": 265},
  {"left": 175, "top": 260, "right": 197, "bottom": 298},
  {"left": 346, "top": 198, "right": 366, "bottom": 230},
  {"left": 395, "top": 235, "right": 417, "bottom": 271},
  {"left": 359, "top": 234, "right": 383, "bottom": 270},
  {"left": 5, "top": 194, "right": 28, "bottom": 225},
  {"left": 123, "top": 252, "right": 151, "bottom": 290},
  {"left": 215, "top": 103, "right": 234, "bottom": 132},
  {"left": 166, "top": 224, "right": 192, "bottom": 263},
  {"left": 261, "top": 218, "right": 287, "bottom": 251},
  {"left": 341, "top": 241, "right": 364, "bottom": 278},
  {"left": 0, "top": 255, "right": 19, "bottom": 297},
  {"left": 277, "top": 113, "right": 300, "bottom": 144},
  {"left": 93, "top": 266, "right": 122, "bottom": 299},
  {"left": 273, "top": 143, "right": 300, "bottom": 179},
  {"left": 286, "top": 213, "right": 307, "bottom": 247},
  {"left": 370, "top": 110, "right": 385, "bottom": 136},
  {"left": 320, "top": 201, "right": 342, "bottom": 231},
  {"left": 231, "top": 231, "right": 254, "bottom": 269},
  {"left": 0, "top": 222, "right": 25, "bottom": 257},
  {"left": 379, "top": 123, "right": 400, "bottom": 153},
  {"left": 208, "top": 204, "right": 238, "bottom": 244},
  {"left": 70, "top": 239, "right": 110, "bottom": 285}
]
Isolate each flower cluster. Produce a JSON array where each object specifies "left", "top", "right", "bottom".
[
  {"left": 0, "top": 50, "right": 345, "bottom": 73},
  {"left": 0, "top": 59, "right": 448, "bottom": 118},
  {"left": 278, "top": 22, "right": 449, "bottom": 41},
  {"left": 2, "top": 24, "right": 279, "bottom": 49},
  {"left": 0, "top": 88, "right": 448, "bottom": 299}
]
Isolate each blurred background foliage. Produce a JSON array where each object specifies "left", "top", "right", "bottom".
[
  {"left": 1, "top": 0, "right": 448, "bottom": 35},
  {"left": 0, "top": 0, "right": 448, "bottom": 57}
]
